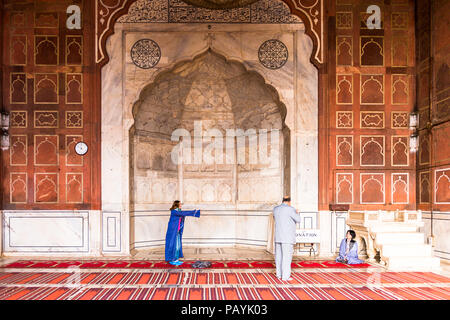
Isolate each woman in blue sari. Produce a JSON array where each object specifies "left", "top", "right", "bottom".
[
  {"left": 165, "top": 200, "right": 200, "bottom": 266},
  {"left": 336, "top": 230, "right": 364, "bottom": 264}
]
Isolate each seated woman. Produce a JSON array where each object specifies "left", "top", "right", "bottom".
[
  {"left": 165, "top": 200, "right": 200, "bottom": 266},
  {"left": 336, "top": 230, "right": 364, "bottom": 265}
]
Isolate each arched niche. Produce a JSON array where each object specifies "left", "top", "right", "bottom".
[
  {"left": 100, "top": 7, "right": 318, "bottom": 254},
  {"left": 130, "top": 49, "right": 290, "bottom": 210}
]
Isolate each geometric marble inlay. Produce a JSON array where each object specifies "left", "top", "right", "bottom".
[
  {"left": 258, "top": 39, "right": 288, "bottom": 70},
  {"left": 131, "top": 39, "right": 161, "bottom": 69},
  {"left": 10, "top": 111, "right": 27, "bottom": 128},
  {"left": 66, "top": 111, "right": 83, "bottom": 128},
  {"left": 361, "top": 112, "right": 384, "bottom": 129},
  {"left": 392, "top": 112, "right": 409, "bottom": 128},
  {"left": 34, "top": 111, "right": 59, "bottom": 128},
  {"left": 336, "top": 111, "right": 353, "bottom": 128}
]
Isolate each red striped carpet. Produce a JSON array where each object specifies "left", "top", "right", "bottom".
[
  {"left": 1, "top": 285, "right": 449, "bottom": 300},
  {"left": 0, "top": 267, "right": 449, "bottom": 300},
  {"left": 1, "top": 260, "right": 373, "bottom": 269}
]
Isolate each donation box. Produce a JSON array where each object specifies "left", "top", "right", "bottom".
[{"left": 296, "top": 229, "right": 321, "bottom": 243}]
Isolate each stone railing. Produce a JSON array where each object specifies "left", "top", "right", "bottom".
[{"left": 346, "top": 210, "right": 423, "bottom": 263}]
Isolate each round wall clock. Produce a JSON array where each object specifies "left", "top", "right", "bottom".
[{"left": 75, "top": 142, "right": 88, "bottom": 155}]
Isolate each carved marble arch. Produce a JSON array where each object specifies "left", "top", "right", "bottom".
[
  {"left": 95, "top": 0, "right": 324, "bottom": 67},
  {"left": 131, "top": 49, "right": 288, "bottom": 130},
  {"left": 130, "top": 49, "right": 290, "bottom": 205}
]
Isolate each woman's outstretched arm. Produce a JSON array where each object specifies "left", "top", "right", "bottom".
[{"left": 171, "top": 209, "right": 200, "bottom": 217}]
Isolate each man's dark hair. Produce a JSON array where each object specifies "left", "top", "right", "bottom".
[{"left": 282, "top": 196, "right": 291, "bottom": 202}]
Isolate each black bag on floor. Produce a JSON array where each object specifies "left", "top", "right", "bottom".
[{"left": 192, "top": 261, "right": 212, "bottom": 268}]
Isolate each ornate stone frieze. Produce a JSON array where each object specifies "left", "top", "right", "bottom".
[
  {"left": 117, "top": 0, "right": 300, "bottom": 24},
  {"left": 96, "top": 0, "right": 324, "bottom": 65}
]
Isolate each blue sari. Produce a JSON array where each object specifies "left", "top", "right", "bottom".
[
  {"left": 336, "top": 239, "right": 364, "bottom": 264},
  {"left": 165, "top": 208, "right": 200, "bottom": 262}
]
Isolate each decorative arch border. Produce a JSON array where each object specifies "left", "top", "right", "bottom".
[{"left": 95, "top": 0, "right": 324, "bottom": 67}]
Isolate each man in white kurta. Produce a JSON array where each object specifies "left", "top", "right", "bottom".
[{"left": 273, "top": 197, "right": 301, "bottom": 281}]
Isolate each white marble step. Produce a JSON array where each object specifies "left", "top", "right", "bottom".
[
  {"left": 375, "top": 232, "right": 424, "bottom": 245},
  {"left": 386, "top": 256, "right": 441, "bottom": 271},
  {"left": 380, "top": 244, "right": 432, "bottom": 258},
  {"left": 369, "top": 223, "right": 419, "bottom": 233}
]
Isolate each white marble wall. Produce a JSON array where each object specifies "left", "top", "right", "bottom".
[
  {"left": 101, "top": 22, "right": 319, "bottom": 253},
  {"left": 421, "top": 212, "right": 450, "bottom": 261},
  {"left": 132, "top": 209, "right": 270, "bottom": 249},
  {"left": 1, "top": 211, "right": 101, "bottom": 256}
]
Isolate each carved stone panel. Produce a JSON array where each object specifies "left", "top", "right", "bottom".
[
  {"left": 34, "top": 111, "right": 59, "bottom": 128},
  {"left": 360, "top": 136, "right": 385, "bottom": 166},
  {"left": 361, "top": 112, "right": 384, "bottom": 129},
  {"left": 35, "top": 173, "right": 58, "bottom": 203},
  {"left": 10, "top": 35, "right": 27, "bottom": 66},
  {"left": 10, "top": 135, "right": 27, "bottom": 166},
  {"left": 66, "top": 173, "right": 83, "bottom": 203},
  {"left": 360, "top": 36, "right": 384, "bottom": 66},
  {"left": 34, "top": 73, "right": 59, "bottom": 104},
  {"left": 435, "top": 168, "right": 450, "bottom": 204},
  {"left": 336, "top": 173, "right": 353, "bottom": 204},
  {"left": 66, "top": 36, "right": 83, "bottom": 66},
  {"left": 336, "top": 111, "right": 353, "bottom": 129},
  {"left": 391, "top": 136, "right": 409, "bottom": 166},
  {"left": 336, "top": 75, "right": 353, "bottom": 105},
  {"left": 392, "top": 173, "right": 409, "bottom": 204},
  {"left": 336, "top": 36, "right": 352, "bottom": 66},
  {"left": 10, "top": 73, "right": 27, "bottom": 104},
  {"left": 360, "top": 173, "right": 385, "bottom": 204},
  {"left": 336, "top": 136, "right": 353, "bottom": 166},
  {"left": 10, "top": 173, "right": 27, "bottom": 204},
  {"left": 361, "top": 75, "right": 384, "bottom": 105},
  {"left": 34, "top": 35, "right": 58, "bottom": 66},
  {"left": 34, "top": 135, "right": 59, "bottom": 166},
  {"left": 419, "top": 171, "right": 431, "bottom": 204},
  {"left": 66, "top": 74, "right": 83, "bottom": 104}
]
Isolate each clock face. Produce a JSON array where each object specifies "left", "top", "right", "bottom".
[{"left": 75, "top": 142, "right": 88, "bottom": 155}]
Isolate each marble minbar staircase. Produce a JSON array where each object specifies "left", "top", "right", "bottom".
[{"left": 347, "top": 211, "right": 441, "bottom": 271}]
